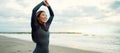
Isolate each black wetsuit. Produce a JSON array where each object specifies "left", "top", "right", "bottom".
[{"left": 31, "top": 1, "right": 54, "bottom": 53}]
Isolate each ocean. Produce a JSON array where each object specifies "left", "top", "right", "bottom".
[{"left": 0, "top": 33, "right": 120, "bottom": 53}]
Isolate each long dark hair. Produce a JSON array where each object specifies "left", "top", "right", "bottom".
[{"left": 36, "top": 10, "right": 45, "bottom": 18}]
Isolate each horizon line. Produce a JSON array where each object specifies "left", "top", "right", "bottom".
[{"left": 0, "top": 32, "right": 81, "bottom": 34}]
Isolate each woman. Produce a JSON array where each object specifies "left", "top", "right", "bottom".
[{"left": 31, "top": 0, "right": 54, "bottom": 53}]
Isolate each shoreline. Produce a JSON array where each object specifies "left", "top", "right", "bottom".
[{"left": 0, "top": 35, "right": 102, "bottom": 53}]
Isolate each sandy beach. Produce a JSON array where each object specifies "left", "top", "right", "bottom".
[{"left": 0, "top": 35, "right": 102, "bottom": 53}]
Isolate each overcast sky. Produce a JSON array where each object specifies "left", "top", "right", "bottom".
[{"left": 0, "top": 0, "right": 120, "bottom": 34}]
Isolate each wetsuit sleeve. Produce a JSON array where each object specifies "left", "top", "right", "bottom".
[
  {"left": 31, "top": 1, "right": 44, "bottom": 30},
  {"left": 46, "top": 6, "right": 54, "bottom": 28}
]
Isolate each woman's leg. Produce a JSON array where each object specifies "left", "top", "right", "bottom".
[
  {"left": 33, "top": 44, "right": 37, "bottom": 53},
  {"left": 33, "top": 43, "right": 49, "bottom": 53},
  {"left": 33, "top": 44, "right": 39, "bottom": 53},
  {"left": 33, "top": 40, "right": 49, "bottom": 53}
]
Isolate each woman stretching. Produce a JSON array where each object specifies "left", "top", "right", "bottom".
[{"left": 31, "top": 0, "right": 54, "bottom": 53}]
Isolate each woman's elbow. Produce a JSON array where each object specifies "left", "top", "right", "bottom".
[
  {"left": 51, "top": 13, "right": 54, "bottom": 17},
  {"left": 32, "top": 8, "right": 37, "bottom": 12},
  {"left": 32, "top": 9, "right": 36, "bottom": 12},
  {"left": 51, "top": 15, "right": 54, "bottom": 18},
  {"left": 52, "top": 14, "right": 54, "bottom": 17}
]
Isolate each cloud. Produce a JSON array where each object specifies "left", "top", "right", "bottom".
[
  {"left": 50, "top": 0, "right": 120, "bottom": 33},
  {"left": 0, "top": 0, "right": 120, "bottom": 34},
  {"left": 0, "top": 8, "right": 25, "bottom": 18},
  {"left": 0, "top": 0, "right": 29, "bottom": 18}
]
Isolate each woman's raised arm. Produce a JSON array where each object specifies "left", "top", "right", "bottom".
[
  {"left": 31, "top": 1, "right": 45, "bottom": 30},
  {"left": 44, "top": 0, "right": 54, "bottom": 27}
]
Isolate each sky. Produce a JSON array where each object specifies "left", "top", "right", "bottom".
[{"left": 0, "top": 0, "right": 120, "bottom": 34}]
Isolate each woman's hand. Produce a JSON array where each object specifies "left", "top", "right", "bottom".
[{"left": 43, "top": 0, "right": 50, "bottom": 7}]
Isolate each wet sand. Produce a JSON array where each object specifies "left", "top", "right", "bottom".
[{"left": 0, "top": 36, "right": 102, "bottom": 53}]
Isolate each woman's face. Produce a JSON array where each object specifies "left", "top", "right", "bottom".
[{"left": 38, "top": 12, "right": 47, "bottom": 23}]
